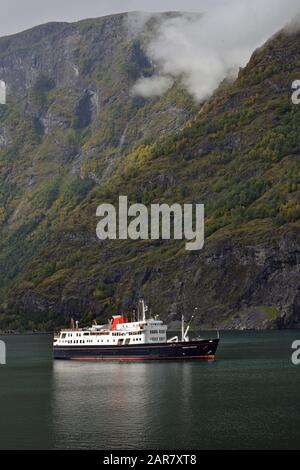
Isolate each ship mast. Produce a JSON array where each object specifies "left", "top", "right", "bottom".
[{"left": 141, "top": 299, "right": 146, "bottom": 322}]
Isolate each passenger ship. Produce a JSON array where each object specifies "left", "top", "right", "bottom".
[{"left": 53, "top": 300, "right": 219, "bottom": 361}]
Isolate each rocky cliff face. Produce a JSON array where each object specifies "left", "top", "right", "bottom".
[
  {"left": 0, "top": 14, "right": 299, "bottom": 330},
  {"left": 0, "top": 13, "right": 194, "bottom": 181}
]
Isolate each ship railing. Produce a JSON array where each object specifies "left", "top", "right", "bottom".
[{"left": 59, "top": 328, "right": 85, "bottom": 332}]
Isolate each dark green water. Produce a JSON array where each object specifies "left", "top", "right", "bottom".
[{"left": 0, "top": 331, "right": 299, "bottom": 449}]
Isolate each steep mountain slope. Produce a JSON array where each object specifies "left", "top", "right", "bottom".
[
  {"left": 0, "top": 14, "right": 300, "bottom": 330},
  {"left": 0, "top": 13, "right": 196, "bottom": 329}
]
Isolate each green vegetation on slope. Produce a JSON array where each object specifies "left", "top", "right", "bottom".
[{"left": 0, "top": 18, "right": 299, "bottom": 331}]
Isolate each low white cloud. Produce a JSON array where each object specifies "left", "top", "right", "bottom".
[
  {"left": 131, "top": 75, "right": 174, "bottom": 98},
  {"left": 129, "top": 0, "right": 300, "bottom": 102}
]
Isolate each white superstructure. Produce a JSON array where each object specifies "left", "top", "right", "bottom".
[{"left": 54, "top": 300, "right": 168, "bottom": 347}]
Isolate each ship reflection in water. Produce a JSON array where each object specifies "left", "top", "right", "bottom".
[
  {"left": 52, "top": 360, "right": 199, "bottom": 449},
  {"left": 51, "top": 330, "right": 300, "bottom": 450}
]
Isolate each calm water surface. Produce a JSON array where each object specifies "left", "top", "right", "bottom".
[{"left": 0, "top": 331, "right": 299, "bottom": 449}]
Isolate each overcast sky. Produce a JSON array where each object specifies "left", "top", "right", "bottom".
[{"left": 0, "top": 0, "right": 219, "bottom": 37}]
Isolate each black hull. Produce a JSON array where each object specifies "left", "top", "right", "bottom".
[{"left": 53, "top": 338, "right": 219, "bottom": 361}]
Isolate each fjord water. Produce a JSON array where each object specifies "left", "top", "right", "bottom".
[{"left": 0, "top": 331, "right": 299, "bottom": 450}]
